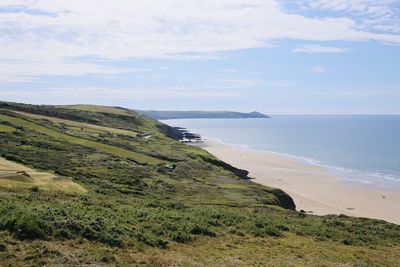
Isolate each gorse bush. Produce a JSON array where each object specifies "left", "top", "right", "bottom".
[
  {"left": 1, "top": 194, "right": 398, "bottom": 249},
  {"left": 0, "top": 205, "right": 50, "bottom": 240}
]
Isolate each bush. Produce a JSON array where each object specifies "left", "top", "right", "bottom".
[
  {"left": 342, "top": 239, "right": 353, "bottom": 245},
  {"left": 30, "top": 186, "right": 40, "bottom": 193},
  {"left": 3, "top": 154, "right": 27, "bottom": 165},
  {"left": 101, "top": 255, "right": 116, "bottom": 263},
  {"left": 1, "top": 208, "right": 50, "bottom": 240},
  {"left": 251, "top": 226, "right": 282, "bottom": 237},
  {"left": 136, "top": 232, "right": 168, "bottom": 248},
  {"left": 190, "top": 225, "right": 216, "bottom": 237},
  {"left": 240, "top": 218, "right": 283, "bottom": 238},
  {"left": 172, "top": 231, "right": 193, "bottom": 243},
  {"left": 166, "top": 201, "right": 186, "bottom": 210}
]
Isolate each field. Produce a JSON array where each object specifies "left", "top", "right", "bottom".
[
  {"left": 0, "top": 101, "right": 399, "bottom": 266},
  {"left": 15, "top": 111, "right": 138, "bottom": 137},
  {"left": 0, "top": 113, "right": 162, "bottom": 165}
]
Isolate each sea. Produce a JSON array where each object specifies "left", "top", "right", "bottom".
[{"left": 163, "top": 115, "right": 400, "bottom": 190}]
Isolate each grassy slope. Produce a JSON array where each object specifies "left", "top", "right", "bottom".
[
  {"left": 15, "top": 111, "right": 138, "bottom": 137},
  {"left": 63, "top": 104, "right": 134, "bottom": 116},
  {"left": 0, "top": 102, "right": 399, "bottom": 266},
  {"left": 0, "top": 114, "right": 162, "bottom": 165}
]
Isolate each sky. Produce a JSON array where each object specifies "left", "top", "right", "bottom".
[{"left": 0, "top": 0, "right": 399, "bottom": 114}]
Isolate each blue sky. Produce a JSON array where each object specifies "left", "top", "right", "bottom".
[{"left": 0, "top": 0, "right": 399, "bottom": 114}]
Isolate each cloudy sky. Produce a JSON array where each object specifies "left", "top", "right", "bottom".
[{"left": 0, "top": 0, "right": 399, "bottom": 114}]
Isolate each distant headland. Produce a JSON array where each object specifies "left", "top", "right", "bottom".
[{"left": 136, "top": 110, "right": 270, "bottom": 120}]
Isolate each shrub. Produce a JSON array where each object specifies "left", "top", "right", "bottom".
[
  {"left": 166, "top": 201, "right": 186, "bottom": 210},
  {"left": 342, "top": 239, "right": 353, "bottom": 245},
  {"left": 190, "top": 225, "right": 216, "bottom": 237},
  {"left": 136, "top": 232, "right": 168, "bottom": 248},
  {"left": 101, "top": 255, "right": 116, "bottom": 263},
  {"left": 30, "top": 186, "right": 40, "bottom": 193},
  {"left": 1, "top": 209, "right": 50, "bottom": 240},
  {"left": 251, "top": 226, "right": 282, "bottom": 237},
  {"left": 172, "top": 231, "right": 193, "bottom": 243}
]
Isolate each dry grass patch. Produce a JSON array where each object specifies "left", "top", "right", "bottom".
[{"left": 0, "top": 157, "right": 86, "bottom": 194}]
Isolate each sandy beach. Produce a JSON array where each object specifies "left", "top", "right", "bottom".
[{"left": 201, "top": 140, "right": 400, "bottom": 225}]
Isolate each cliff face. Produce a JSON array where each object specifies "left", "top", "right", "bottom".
[
  {"left": 200, "top": 156, "right": 250, "bottom": 180},
  {"left": 156, "top": 123, "right": 185, "bottom": 140}
]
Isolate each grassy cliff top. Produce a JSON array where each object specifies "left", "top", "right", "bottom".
[{"left": 0, "top": 101, "right": 399, "bottom": 266}]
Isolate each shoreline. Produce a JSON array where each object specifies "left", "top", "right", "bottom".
[{"left": 200, "top": 139, "right": 400, "bottom": 225}]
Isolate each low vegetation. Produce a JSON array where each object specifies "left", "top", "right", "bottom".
[
  {"left": 0, "top": 125, "right": 15, "bottom": 133},
  {"left": 63, "top": 104, "right": 135, "bottom": 116},
  {"left": 0, "top": 101, "right": 399, "bottom": 266},
  {"left": 14, "top": 111, "right": 138, "bottom": 137},
  {"left": 0, "top": 114, "right": 162, "bottom": 165}
]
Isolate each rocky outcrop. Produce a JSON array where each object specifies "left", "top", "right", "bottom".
[{"left": 200, "top": 156, "right": 250, "bottom": 180}]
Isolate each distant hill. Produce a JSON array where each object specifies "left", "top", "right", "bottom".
[{"left": 136, "top": 110, "right": 270, "bottom": 120}]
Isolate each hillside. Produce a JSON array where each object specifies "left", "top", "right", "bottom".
[
  {"left": 136, "top": 110, "right": 270, "bottom": 120},
  {"left": 0, "top": 101, "right": 399, "bottom": 266}
]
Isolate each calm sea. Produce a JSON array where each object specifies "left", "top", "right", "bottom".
[{"left": 164, "top": 116, "right": 400, "bottom": 189}]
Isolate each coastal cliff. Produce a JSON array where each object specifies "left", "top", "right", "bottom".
[{"left": 0, "top": 102, "right": 399, "bottom": 266}]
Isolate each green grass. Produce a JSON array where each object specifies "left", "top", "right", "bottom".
[
  {"left": 15, "top": 111, "right": 138, "bottom": 137},
  {"left": 1, "top": 233, "right": 399, "bottom": 266},
  {"left": 0, "top": 114, "right": 163, "bottom": 165},
  {"left": 63, "top": 104, "right": 134, "bottom": 116},
  {"left": 0, "top": 102, "right": 399, "bottom": 266},
  {"left": 0, "top": 125, "right": 15, "bottom": 133}
]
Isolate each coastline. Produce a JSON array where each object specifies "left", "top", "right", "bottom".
[{"left": 200, "top": 139, "right": 400, "bottom": 225}]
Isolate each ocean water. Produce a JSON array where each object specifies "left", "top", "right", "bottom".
[{"left": 163, "top": 116, "right": 400, "bottom": 189}]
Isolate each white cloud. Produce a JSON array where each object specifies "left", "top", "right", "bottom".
[
  {"left": 1, "top": 0, "right": 399, "bottom": 61},
  {"left": 0, "top": 0, "right": 399, "bottom": 80},
  {"left": 293, "top": 44, "right": 350, "bottom": 53},
  {"left": 299, "top": 0, "right": 400, "bottom": 33},
  {"left": 0, "top": 87, "right": 239, "bottom": 104},
  {"left": 301, "top": 0, "right": 396, "bottom": 15},
  {"left": 0, "top": 60, "right": 147, "bottom": 83}
]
